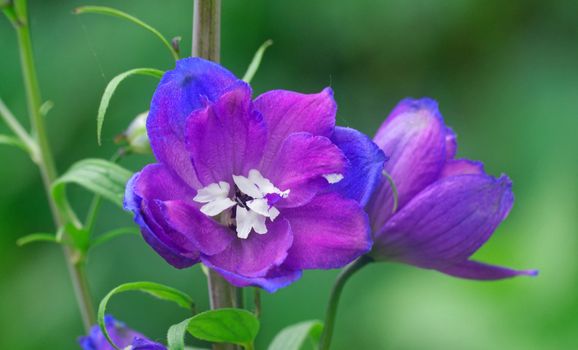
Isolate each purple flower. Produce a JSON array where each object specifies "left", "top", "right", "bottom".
[
  {"left": 78, "top": 315, "right": 166, "bottom": 350},
  {"left": 366, "top": 98, "right": 537, "bottom": 279},
  {"left": 125, "top": 58, "right": 385, "bottom": 292}
]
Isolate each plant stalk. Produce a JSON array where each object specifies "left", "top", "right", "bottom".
[
  {"left": 192, "top": 1, "right": 237, "bottom": 349},
  {"left": 319, "top": 256, "right": 373, "bottom": 350},
  {"left": 9, "top": 0, "right": 96, "bottom": 331}
]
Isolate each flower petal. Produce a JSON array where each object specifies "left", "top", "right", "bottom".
[
  {"left": 160, "top": 200, "right": 234, "bottom": 256},
  {"left": 79, "top": 315, "right": 147, "bottom": 350},
  {"left": 368, "top": 97, "right": 448, "bottom": 229},
  {"left": 282, "top": 192, "right": 372, "bottom": 270},
  {"left": 205, "top": 263, "right": 302, "bottom": 293},
  {"left": 124, "top": 166, "right": 199, "bottom": 268},
  {"left": 148, "top": 58, "right": 237, "bottom": 188},
  {"left": 254, "top": 88, "right": 337, "bottom": 169},
  {"left": 441, "top": 159, "right": 485, "bottom": 178},
  {"left": 329, "top": 126, "right": 387, "bottom": 206},
  {"left": 235, "top": 206, "right": 267, "bottom": 238},
  {"left": 435, "top": 260, "right": 538, "bottom": 280},
  {"left": 372, "top": 174, "right": 514, "bottom": 266},
  {"left": 126, "top": 164, "right": 194, "bottom": 202},
  {"left": 264, "top": 132, "right": 347, "bottom": 207},
  {"left": 445, "top": 127, "right": 457, "bottom": 159},
  {"left": 202, "top": 218, "right": 293, "bottom": 278},
  {"left": 186, "top": 82, "right": 267, "bottom": 186},
  {"left": 132, "top": 337, "right": 168, "bottom": 350}
]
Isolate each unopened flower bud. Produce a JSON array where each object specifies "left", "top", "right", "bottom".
[{"left": 124, "top": 111, "right": 151, "bottom": 154}]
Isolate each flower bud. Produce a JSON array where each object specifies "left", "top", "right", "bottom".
[{"left": 124, "top": 111, "right": 151, "bottom": 154}]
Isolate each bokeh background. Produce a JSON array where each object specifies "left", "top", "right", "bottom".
[{"left": 1, "top": 1, "right": 576, "bottom": 349}]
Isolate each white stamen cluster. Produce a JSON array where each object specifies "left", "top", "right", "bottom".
[{"left": 193, "top": 169, "right": 289, "bottom": 239}]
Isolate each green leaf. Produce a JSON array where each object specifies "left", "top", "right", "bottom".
[
  {"left": 186, "top": 309, "right": 259, "bottom": 349},
  {"left": 98, "top": 281, "right": 194, "bottom": 350},
  {"left": 268, "top": 321, "right": 323, "bottom": 350},
  {"left": 168, "top": 318, "right": 191, "bottom": 350},
  {"left": 16, "top": 233, "right": 59, "bottom": 246},
  {"left": 242, "top": 39, "right": 273, "bottom": 83},
  {"left": 52, "top": 158, "right": 133, "bottom": 211},
  {"left": 0, "top": 134, "right": 28, "bottom": 152},
  {"left": 91, "top": 227, "right": 139, "bottom": 248},
  {"left": 95, "top": 68, "right": 163, "bottom": 144},
  {"left": 74, "top": 6, "right": 179, "bottom": 61}
]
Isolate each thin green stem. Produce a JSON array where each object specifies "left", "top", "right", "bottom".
[
  {"left": 0, "top": 98, "right": 37, "bottom": 157},
  {"left": 319, "top": 256, "right": 373, "bottom": 350},
  {"left": 6, "top": 0, "right": 95, "bottom": 331}
]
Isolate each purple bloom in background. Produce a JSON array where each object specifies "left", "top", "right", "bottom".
[
  {"left": 79, "top": 315, "right": 166, "bottom": 350},
  {"left": 125, "top": 58, "right": 385, "bottom": 292},
  {"left": 366, "top": 98, "right": 537, "bottom": 279}
]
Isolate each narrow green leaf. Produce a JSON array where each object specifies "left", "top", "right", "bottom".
[
  {"left": 91, "top": 227, "right": 139, "bottom": 248},
  {"left": 16, "top": 233, "right": 59, "bottom": 246},
  {"left": 52, "top": 158, "right": 133, "bottom": 211},
  {"left": 186, "top": 309, "right": 259, "bottom": 348},
  {"left": 242, "top": 40, "right": 273, "bottom": 83},
  {"left": 382, "top": 170, "right": 399, "bottom": 213},
  {"left": 74, "top": 6, "right": 179, "bottom": 61},
  {"left": 268, "top": 321, "right": 323, "bottom": 350},
  {"left": 95, "top": 68, "right": 163, "bottom": 144},
  {"left": 98, "top": 281, "right": 194, "bottom": 350},
  {"left": 0, "top": 134, "right": 28, "bottom": 152}
]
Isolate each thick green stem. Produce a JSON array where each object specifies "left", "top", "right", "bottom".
[
  {"left": 192, "top": 1, "right": 238, "bottom": 349},
  {"left": 192, "top": 0, "right": 220, "bottom": 62},
  {"left": 8, "top": 0, "right": 96, "bottom": 331},
  {"left": 319, "top": 256, "right": 373, "bottom": 350}
]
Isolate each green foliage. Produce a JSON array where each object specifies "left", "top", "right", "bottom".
[
  {"left": 16, "top": 232, "right": 59, "bottom": 246},
  {"left": 52, "top": 158, "right": 133, "bottom": 210},
  {"left": 90, "top": 227, "right": 139, "bottom": 249},
  {"left": 95, "top": 68, "right": 163, "bottom": 145},
  {"left": 268, "top": 321, "right": 323, "bottom": 350},
  {"left": 242, "top": 39, "right": 273, "bottom": 83},
  {"left": 0, "top": 134, "right": 28, "bottom": 153},
  {"left": 73, "top": 6, "right": 179, "bottom": 61},
  {"left": 98, "top": 281, "right": 194, "bottom": 350},
  {"left": 169, "top": 309, "right": 260, "bottom": 350},
  {"left": 167, "top": 318, "right": 191, "bottom": 350}
]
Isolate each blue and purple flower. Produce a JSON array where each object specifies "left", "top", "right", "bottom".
[
  {"left": 366, "top": 98, "right": 537, "bottom": 279},
  {"left": 125, "top": 58, "right": 385, "bottom": 292},
  {"left": 78, "top": 315, "right": 166, "bottom": 350}
]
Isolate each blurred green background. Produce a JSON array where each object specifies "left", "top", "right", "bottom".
[{"left": 1, "top": 1, "right": 576, "bottom": 349}]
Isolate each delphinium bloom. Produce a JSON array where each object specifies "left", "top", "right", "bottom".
[
  {"left": 78, "top": 315, "right": 166, "bottom": 350},
  {"left": 366, "top": 98, "right": 537, "bottom": 279},
  {"left": 125, "top": 58, "right": 385, "bottom": 292}
]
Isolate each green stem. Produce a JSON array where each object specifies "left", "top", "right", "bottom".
[
  {"left": 192, "top": 0, "right": 221, "bottom": 62},
  {"left": 193, "top": 3, "right": 238, "bottom": 349},
  {"left": 7, "top": 0, "right": 96, "bottom": 331},
  {"left": 319, "top": 256, "right": 373, "bottom": 350},
  {"left": 0, "top": 98, "right": 37, "bottom": 157}
]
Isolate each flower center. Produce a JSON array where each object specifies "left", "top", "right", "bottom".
[{"left": 193, "top": 169, "right": 290, "bottom": 239}]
